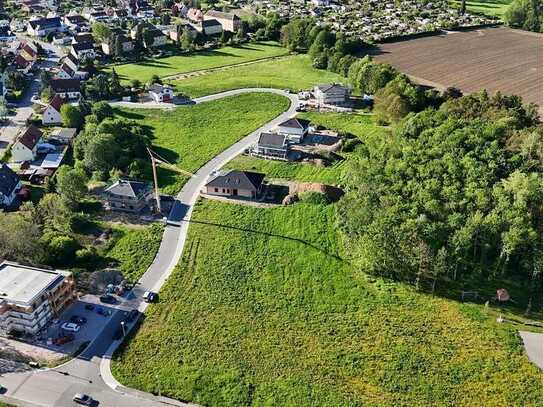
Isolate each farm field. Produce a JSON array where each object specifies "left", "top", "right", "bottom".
[
  {"left": 173, "top": 55, "right": 344, "bottom": 97},
  {"left": 106, "top": 42, "right": 289, "bottom": 84},
  {"left": 225, "top": 112, "right": 389, "bottom": 184},
  {"left": 112, "top": 199, "right": 543, "bottom": 406},
  {"left": 115, "top": 92, "right": 290, "bottom": 194},
  {"left": 450, "top": 0, "right": 511, "bottom": 18},
  {"left": 372, "top": 27, "right": 543, "bottom": 113}
]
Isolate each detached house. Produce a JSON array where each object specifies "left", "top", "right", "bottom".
[
  {"left": 42, "top": 94, "right": 66, "bottom": 125},
  {"left": 204, "top": 170, "right": 265, "bottom": 199},
  {"left": 70, "top": 42, "right": 95, "bottom": 61},
  {"left": 204, "top": 10, "right": 240, "bottom": 32},
  {"left": 148, "top": 84, "right": 174, "bottom": 102},
  {"left": 194, "top": 19, "right": 222, "bottom": 36},
  {"left": 12, "top": 125, "right": 43, "bottom": 163},
  {"left": 143, "top": 28, "right": 167, "bottom": 48},
  {"left": 102, "top": 34, "right": 134, "bottom": 56},
  {"left": 253, "top": 132, "right": 289, "bottom": 160},
  {"left": 27, "top": 17, "right": 63, "bottom": 37},
  {"left": 0, "top": 164, "right": 22, "bottom": 209},
  {"left": 63, "top": 14, "right": 87, "bottom": 30},
  {"left": 50, "top": 79, "right": 81, "bottom": 100},
  {"left": 275, "top": 118, "right": 310, "bottom": 143},
  {"left": 103, "top": 179, "right": 152, "bottom": 213},
  {"left": 314, "top": 83, "right": 350, "bottom": 106}
]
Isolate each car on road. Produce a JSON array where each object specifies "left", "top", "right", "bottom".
[
  {"left": 96, "top": 307, "right": 111, "bottom": 316},
  {"left": 143, "top": 291, "right": 157, "bottom": 303},
  {"left": 73, "top": 393, "right": 94, "bottom": 405},
  {"left": 53, "top": 334, "right": 74, "bottom": 345},
  {"left": 60, "top": 322, "right": 80, "bottom": 332},
  {"left": 70, "top": 315, "right": 87, "bottom": 324},
  {"left": 124, "top": 309, "right": 139, "bottom": 323},
  {"left": 99, "top": 294, "right": 116, "bottom": 304}
]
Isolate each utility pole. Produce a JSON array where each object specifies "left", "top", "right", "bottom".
[{"left": 147, "top": 148, "right": 162, "bottom": 214}]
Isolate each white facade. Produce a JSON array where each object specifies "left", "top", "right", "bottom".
[
  {"left": 12, "top": 140, "right": 37, "bottom": 163},
  {"left": 42, "top": 105, "right": 62, "bottom": 124}
]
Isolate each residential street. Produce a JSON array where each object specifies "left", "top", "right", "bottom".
[{"left": 0, "top": 88, "right": 298, "bottom": 407}]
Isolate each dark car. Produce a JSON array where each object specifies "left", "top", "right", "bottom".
[
  {"left": 112, "top": 329, "right": 124, "bottom": 341},
  {"left": 143, "top": 291, "right": 157, "bottom": 303},
  {"left": 96, "top": 307, "right": 111, "bottom": 316},
  {"left": 84, "top": 304, "right": 95, "bottom": 311},
  {"left": 124, "top": 309, "right": 139, "bottom": 323},
  {"left": 73, "top": 393, "right": 93, "bottom": 406},
  {"left": 70, "top": 315, "right": 87, "bottom": 324},
  {"left": 99, "top": 294, "right": 116, "bottom": 304},
  {"left": 53, "top": 334, "right": 74, "bottom": 345}
]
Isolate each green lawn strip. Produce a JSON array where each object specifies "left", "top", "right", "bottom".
[
  {"left": 106, "top": 42, "right": 289, "bottom": 84},
  {"left": 450, "top": 0, "right": 511, "bottom": 17},
  {"left": 224, "top": 112, "right": 389, "bottom": 184},
  {"left": 173, "top": 55, "right": 344, "bottom": 98},
  {"left": 112, "top": 199, "right": 543, "bottom": 406},
  {"left": 104, "top": 223, "right": 165, "bottom": 282},
  {"left": 115, "top": 92, "right": 290, "bottom": 194}
]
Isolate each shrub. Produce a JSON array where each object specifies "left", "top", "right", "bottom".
[
  {"left": 342, "top": 138, "right": 362, "bottom": 152},
  {"left": 298, "top": 191, "right": 330, "bottom": 205}
]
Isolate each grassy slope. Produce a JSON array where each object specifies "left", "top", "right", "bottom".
[
  {"left": 174, "top": 55, "right": 344, "bottom": 98},
  {"left": 115, "top": 92, "right": 290, "bottom": 194},
  {"left": 112, "top": 199, "right": 543, "bottom": 406},
  {"left": 105, "top": 223, "right": 164, "bottom": 282},
  {"left": 107, "top": 42, "right": 289, "bottom": 84},
  {"left": 450, "top": 0, "right": 511, "bottom": 18},
  {"left": 225, "top": 112, "right": 389, "bottom": 184}
]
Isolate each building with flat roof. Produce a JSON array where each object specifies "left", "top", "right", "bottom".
[{"left": 0, "top": 261, "right": 77, "bottom": 336}]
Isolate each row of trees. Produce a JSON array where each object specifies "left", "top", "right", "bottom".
[
  {"left": 338, "top": 91, "right": 543, "bottom": 299},
  {"left": 505, "top": 0, "right": 543, "bottom": 32}
]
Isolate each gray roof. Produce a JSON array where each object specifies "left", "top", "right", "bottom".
[
  {"left": 316, "top": 83, "right": 348, "bottom": 93},
  {"left": 257, "top": 132, "right": 287, "bottom": 149},
  {"left": 105, "top": 179, "right": 151, "bottom": 198},
  {"left": 55, "top": 128, "right": 77, "bottom": 140},
  {"left": 205, "top": 10, "right": 240, "bottom": 21},
  {"left": 202, "top": 19, "right": 222, "bottom": 27},
  {"left": 206, "top": 170, "right": 264, "bottom": 191},
  {"left": 0, "top": 163, "right": 20, "bottom": 198},
  {"left": 278, "top": 118, "right": 310, "bottom": 130}
]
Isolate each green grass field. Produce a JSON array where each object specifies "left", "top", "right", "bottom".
[
  {"left": 174, "top": 55, "right": 344, "bottom": 97},
  {"left": 450, "top": 0, "right": 511, "bottom": 18},
  {"left": 225, "top": 112, "right": 389, "bottom": 184},
  {"left": 115, "top": 92, "right": 290, "bottom": 194},
  {"left": 112, "top": 199, "right": 543, "bottom": 406},
  {"left": 107, "top": 42, "right": 289, "bottom": 84},
  {"left": 105, "top": 223, "right": 164, "bottom": 282}
]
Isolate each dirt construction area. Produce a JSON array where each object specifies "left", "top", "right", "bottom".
[{"left": 372, "top": 27, "right": 543, "bottom": 113}]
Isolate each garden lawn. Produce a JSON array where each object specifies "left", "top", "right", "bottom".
[
  {"left": 107, "top": 42, "right": 288, "bottom": 84},
  {"left": 173, "top": 55, "right": 344, "bottom": 97},
  {"left": 105, "top": 223, "right": 164, "bottom": 282},
  {"left": 112, "top": 199, "right": 543, "bottom": 406},
  {"left": 225, "top": 112, "right": 389, "bottom": 184},
  {"left": 450, "top": 0, "right": 511, "bottom": 18},
  {"left": 115, "top": 92, "right": 290, "bottom": 194}
]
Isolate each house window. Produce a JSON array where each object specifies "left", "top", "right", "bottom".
[{"left": 214, "top": 188, "right": 218, "bottom": 193}]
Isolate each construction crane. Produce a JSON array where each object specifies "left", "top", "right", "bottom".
[{"left": 147, "top": 148, "right": 193, "bottom": 214}]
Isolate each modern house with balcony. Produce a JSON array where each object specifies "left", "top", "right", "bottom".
[
  {"left": 0, "top": 261, "right": 77, "bottom": 337},
  {"left": 102, "top": 179, "right": 152, "bottom": 213}
]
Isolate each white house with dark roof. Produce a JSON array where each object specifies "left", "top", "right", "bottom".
[
  {"left": 193, "top": 19, "right": 222, "bottom": 36},
  {"left": 203, "top": 170, "right": 265, "bottom": 199},
  {"left": 0, "top": 163, "right": 22, "bottom": 209},
  {"left": 12, "top": 125, "right": 43, "bottom": 163},
  {"left": 49, "top": 79, "right": 81, "bottom": 100},
  {"left": 148, "top": 84, "right": 174, "bottom": 103},
  {"left": 275, "top": 118, "right": 311, "bottom": 143},
  {"left": 204, "top": 10, "right": 241, "bottom": 32},
  {"left": 27, "top": 17, "right": 64, "bottom": 37},
  {"left": 103, "top": 179, "right": 152, "bottom": 212},
  {"left": 70, "top": 42, "right": 96, "bottom": 60},
  {"left": 42, "top": 94, "right": 66, "bottom": 125},
  {"left": 314, "top": 83, "right": 350, "bottom": 106}
]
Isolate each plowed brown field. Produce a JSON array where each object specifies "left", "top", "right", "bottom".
[{"left": 373, "top": 27, "right": 543, "bottom": 112}]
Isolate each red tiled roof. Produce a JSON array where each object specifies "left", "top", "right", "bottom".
[
  {"left": 49, "top": 94, "right": 66, "bottom": 112},
  {"left": 17, "top": 125, "right": 42, "bottom": 150}
]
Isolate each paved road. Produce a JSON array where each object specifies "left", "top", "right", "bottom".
[
  {"left": 0, "top": 88, "right": 298, "bottom": 407},
  {"left": 0, "top": 36, "right": 64, "bottom": 157},
  {"left": 520, "top": 331, "right": 543, "bottom": 370}
]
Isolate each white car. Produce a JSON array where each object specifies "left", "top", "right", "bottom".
[{"left": 60, "top": 322, "right": 80, "bottom": 333}]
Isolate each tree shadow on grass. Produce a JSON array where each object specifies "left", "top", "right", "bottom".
[
  {"left": 187, "top": 218, "right": 346, "bottom": 263},
  {"left": 113, "top": 108, "right": 146, "bottom": 120}
]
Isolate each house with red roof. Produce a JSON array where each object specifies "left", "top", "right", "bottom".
[
  {"left": 42, "top": 94, "right": 66, "bottom": 125},
  {"left": 12, "top": 126, "right": 43, "bottom": 163}
]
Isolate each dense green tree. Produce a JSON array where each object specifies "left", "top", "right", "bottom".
[
  {"left": 92, "top": 22, "right": 112, "bottom": 43},
  {"left": 56, "top": 166, "right": 88, "bottom": 206},
  {"left": 61, "top": 104, "right": 84, "bottom": 128},
  {"left": 0, "top": 213, "right": 43, "bottom": 263}
]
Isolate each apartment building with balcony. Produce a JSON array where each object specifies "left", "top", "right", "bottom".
[{"left": 0, "top": 261, "right": 77, "bottom": 336}]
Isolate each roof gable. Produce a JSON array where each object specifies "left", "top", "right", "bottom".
[
  {"left": 205, "top": 170, "right": 265, "bottom": 190},
  {"left": 0, "top": 163, "right": 20, "bottom": 197},
  {"left": 17, "top": 125, "right": 43, "bottom": 150}
]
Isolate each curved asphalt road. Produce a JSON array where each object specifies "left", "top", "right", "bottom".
[{"left": 0, "top": 88, "right": 298, "bottom": 407}]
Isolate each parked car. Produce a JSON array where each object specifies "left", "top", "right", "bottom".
[
  {"left": 70, "top": 315, "right": 87, "bottom": 324},
  {"left": 143, "top": 291, "right": 157, "bottom": 303},
  {"left": 73, "top": 393, "right": 94, "bottom": 405},
  {"left": 124, "top": 309, "right": 139, "bottom": 323},
  {"left": 99, "top": 294, "right": 116, "bottom": 304},
  {"left": 84, "top": 304, "right": 95, "bottom": 311},
  {"left": 60, "top": 322, "right": 80, "bottom": 332},
  {"left": 53, "top": 334, "right": 74, "bottom": 345}
]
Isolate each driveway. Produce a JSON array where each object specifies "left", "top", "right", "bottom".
[{"left": 0, "top": 88, "right": 298, "bottom": 407}]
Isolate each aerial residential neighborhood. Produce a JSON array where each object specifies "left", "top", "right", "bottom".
[{"left": 2, "top": 0, "right": 543, "bottom": 406}]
